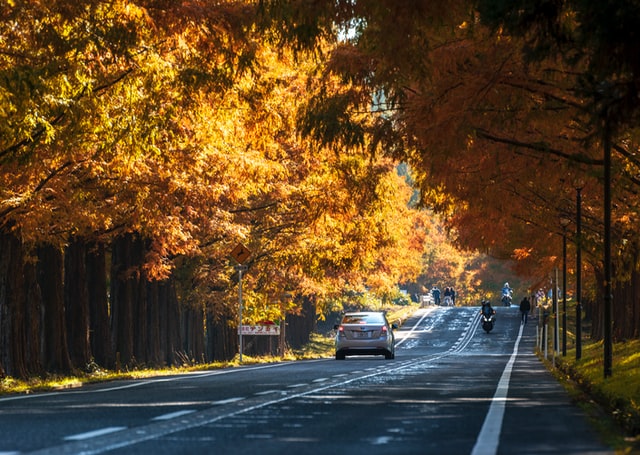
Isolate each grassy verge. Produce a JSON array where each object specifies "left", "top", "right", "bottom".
[
  {"left": 537, "top": 299, "right": 640, "bottom": 454},
  {"left": 545, "top": 339, "right": 640, "bottom": 454}
]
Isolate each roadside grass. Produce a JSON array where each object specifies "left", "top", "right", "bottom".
[
  {"left": 536, "top": 299, "right": 640, "bottom": 454},
  {"left": 546, "top": 339, "right": 640, "bottom": 454}
]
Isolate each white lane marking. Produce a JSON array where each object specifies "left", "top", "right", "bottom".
[
  {"left": 470, "top": 322, "right": 524, "bottom": 455},
  {"left": 394, "top": 307, "right": 438, "bottom": 347},
  {"left": 371, "top": 436, "right": 393, "bottom": 445},
  {"left": 64, "top": 427, "right": 127, "bottom": 441},
  {"left": 211, "top": 397, "right": 245, "bottom": 405},
  {"left": 152, "top": 410, "right": 196, "bottom": 421},
  {"left": 312, "top": 377, "right": 329, "bottom": 383},
  {"left": 254, "top": 390, "right": 280, "bottom": 396}
]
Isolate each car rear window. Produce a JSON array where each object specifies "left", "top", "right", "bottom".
[{"left": 342, "top": 313, "right": 385, "bottom": 324}]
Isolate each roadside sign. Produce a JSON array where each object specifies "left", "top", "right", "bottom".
[
  {"left": 239, "top": 325, "right": 281, "bottom": 336},
  {"left": 230, "top": 243, "right": 251, "bottom": 264}
]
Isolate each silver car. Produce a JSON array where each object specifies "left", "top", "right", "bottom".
[{"left": 334, "top": 311, "right": 397, "bottom": 360}]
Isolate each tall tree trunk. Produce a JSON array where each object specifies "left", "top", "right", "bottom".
[
  {"left": 182, "top": 304, "right": 205, "bottom": 364},
  {"left": 285, "top": 296, "right": 316, "bottom": 350},
  {"left": 133, "top": 268, "right": 148, "bottom": 365},
  {"left": 206, "top": 309, "right": 237, "bottom": 362},
  {"left": 0, "top": 230, "right": 32, "bottom": 378},
  {"left": 162, "top": 279, "right": 181, "bottom": 366},
  {"left": 610, "top": 265, "right": 640, "bottom": 341},
  {"left": 65, "top": 238, "right": 91, "bottom": 369},
  {"left": 38, "top": 244, "right": 72, "bottom": 374},
  {"left": 87, "top": 242, "right": 113, "bottom": 368},
  {"left": 23, "top": 258, "right": 43, "bottom": 376},
  {"left": 146, "top": 280, "right": 162, "bottom": 366},
  {"left": 111, "top": 234, "right": 138, "bottom": 368}
]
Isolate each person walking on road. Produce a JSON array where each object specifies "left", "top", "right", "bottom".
[
  {"left": 520, "top": 296, "right": 531, "bottom": 324},
  {"left": 431, "top": 286, "right": 441, "bottom": 306}
]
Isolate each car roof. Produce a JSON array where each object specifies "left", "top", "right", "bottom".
[
  {"left": 343, "top": 311, "right": 385, "bottom": 315},
  {"left": 341, "top": 312, "right": 387, "bottom": 323}
]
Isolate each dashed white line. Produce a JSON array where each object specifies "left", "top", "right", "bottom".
[
  {"left": 254, "top": 390, "right": 280, "bottom": 396},
  {"left": 64, "top": 427, "right": 127, "bottom": 441},
  {"left": 211, "top": 397, "right": 245, "bottom": 405},
  {"left": 152, "top": 410, "right": 196, "bottom": 421}
]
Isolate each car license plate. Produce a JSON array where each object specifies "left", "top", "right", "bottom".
[{"left": 355, "top": 331, "right": 370, "bottom": 338}]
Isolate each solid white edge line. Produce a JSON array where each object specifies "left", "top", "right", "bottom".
[{"left": 470, "top": 322, "right": 524, "bottom": 455}]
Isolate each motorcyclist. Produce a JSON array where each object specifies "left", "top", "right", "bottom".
[
  {"left": 501, "top": 282, "right": 513, "bottom": 306},
  {"left": 481, "top": 300, "right": 495, "bottom": 318}
]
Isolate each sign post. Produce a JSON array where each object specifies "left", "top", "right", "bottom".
[
  {"left": 235, "top": 264, "right": 248, "bottom": 362},
  {"left": 230, "top": 243, "right": 251, "bottom": 363}
]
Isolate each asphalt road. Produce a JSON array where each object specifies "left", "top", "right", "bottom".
[{"left": 0, "top": 306, "right": 612, "bottom": 454}]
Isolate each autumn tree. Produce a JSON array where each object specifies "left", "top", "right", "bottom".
[
  {"left": 1, "top": 0, "right": 434, "bottom": 376},
  {"left": 269, "top": 0, "right": 640, "bottom": 343}
]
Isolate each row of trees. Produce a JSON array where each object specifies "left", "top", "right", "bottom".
[
  {"left": 0, "top": 1, "right": 450, "bottom": 378},
  {"left": 4, "top": 0, "right": 640, "bottom": 378},
  {"left": 291, "top": 0, "right": 640, "bottom": 342}
]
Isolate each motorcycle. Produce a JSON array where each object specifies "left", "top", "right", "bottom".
[
  {"left": 481, "top": 313, "right": 495, "bottom": 333},
  {"left": 501, "top": 294, "right": 512, "bottom": 306}
]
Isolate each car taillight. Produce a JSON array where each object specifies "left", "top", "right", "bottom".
[
  {"left": 381, "top": 326, "right": 388, "bottom": 336},
  {"left": 337, "top": 326, "right": 345, "bottom": 337}
]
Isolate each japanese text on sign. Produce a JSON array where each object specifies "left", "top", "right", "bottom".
[{"left": 239, "top": 325, "right": 281, "bottom": 336}]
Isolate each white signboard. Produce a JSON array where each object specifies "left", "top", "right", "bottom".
[{"left": 239, "top": 325, "right": 281, "bottom": 336}]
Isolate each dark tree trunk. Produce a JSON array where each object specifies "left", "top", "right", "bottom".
[
  {"left": 110, "top": 234, "right": 139, "bottom": 368},
  {"left": 591, "top": 264, "right": 639, "bottom": 342},
  {"left": 87, "top": 242, "right": 113, "bottom": 368},
  {"left": 38, "top": 244, "right": 72, "bottom": 374},
  {"left": 23, "top": 258, "right": 43, "bottom": 376},
  {"left": 146, "top": 280, "right": 162, "bottom": 366},
  {"left": 182, "top": 304, "right": 205, "bottom": 364},
  {"left": 206, "top": 310, "right": 237, "bottom": 362},
  {"left": 64, "top": 238, "right": 91, "bottom": 369},
  {"left": 161, "top": 279, "right": 181, "bottom": 366},
  {"left": 285, "top": 296, "right": 316, "bottom": 350},
  {"left": 0, "top": 230, "right": 34, "bottom": 378},
  {"left": 133, "top": 269, "right": 148, "bottom": 365},
  {"left": 609, "top": 266, "right": 640, "bottom": 341}
]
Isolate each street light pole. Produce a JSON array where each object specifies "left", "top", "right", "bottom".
[
  {"left": 560, "top": 218, "right": 571, "bottom": 356},
  {"left": 603, "top": 119, "right": 613, "bottom": 378},
  {"left": 553, "top": 268, "right": 559, "bottom": 355},
  {"left": 576, "top": 184, "right": 583, "bottom": 360}
]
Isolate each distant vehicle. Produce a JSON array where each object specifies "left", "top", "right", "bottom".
[
  {"left": 334, "top": 311, "right": 397, "bottom": 360},
  {"left": 481, "top": 313, "right": 495, "bottom": 333},
  {"left": 481, "top": 300, "right": 496, "bottom": 333}
]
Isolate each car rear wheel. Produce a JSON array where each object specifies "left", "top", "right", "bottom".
[{"left": 335, "top": 352, "right": 345, "bottom": 360}]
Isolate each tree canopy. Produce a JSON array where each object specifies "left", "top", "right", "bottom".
[{"left": 3, "top": 0, "right": 640, "bottom": 377}]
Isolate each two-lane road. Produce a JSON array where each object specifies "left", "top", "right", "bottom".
[{"left": 0, "top": 306, "right": 612, "bottom": 454}]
